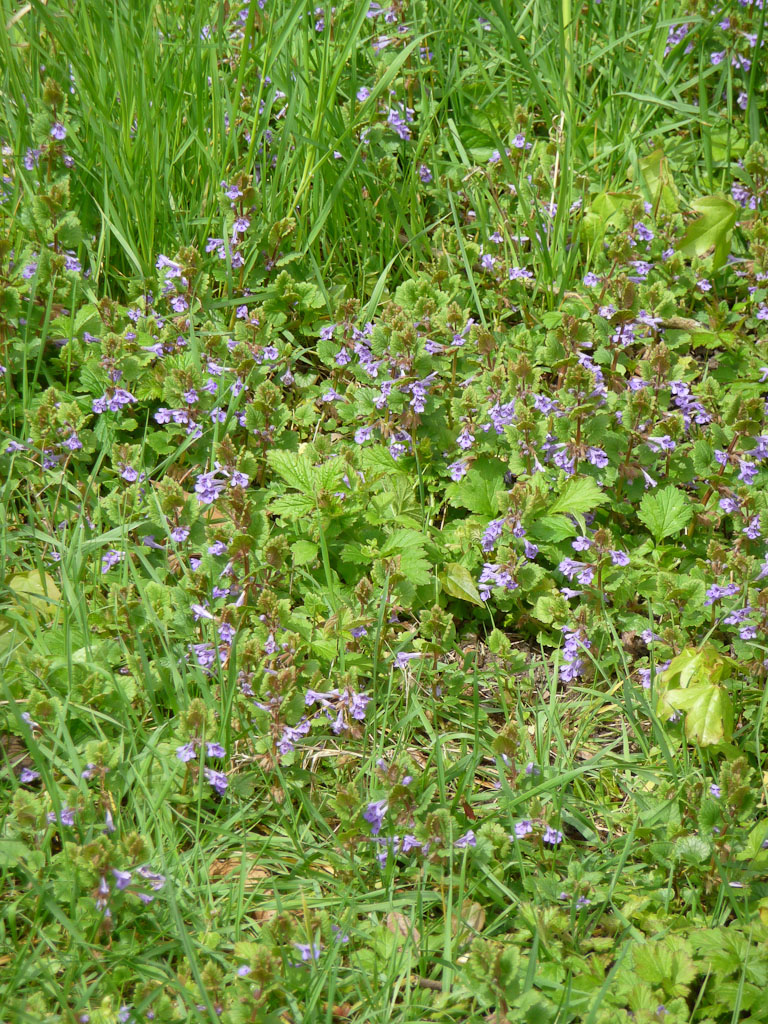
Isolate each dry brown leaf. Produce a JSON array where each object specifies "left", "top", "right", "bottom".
[
  {"left": 209, "top": 858, "right": 270, "bottom": 885},
  {"left": 385, "top": 911, "right": 420, "bottom": 946}
]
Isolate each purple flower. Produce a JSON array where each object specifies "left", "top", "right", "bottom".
[
  {"left": 609, "top": 550, "right": 630, "bottom": 567},
  {"left": 513, "top": 820, "right": 533, "bottom": 839},
  {"left": 543, "top": 825, "right": 563, "bottom": 846},
  {"left": 394, "top": 651, "right": 421, "bottom": 670},
  {"left": 741, "top": 516, "right": 761, "bottom": 540},
  {"left": 20, "top": 768, "right": 40, "bottom": 783},
  {"left": 219, "top": 622, "right": 236, "bottom": 644},
  {"left": 195, "top": 471, "right": 226, "bottom": 504},
  {"left": 583, "top": 272, "right": 600, "bottom": 287},
  {"left": 204, "top": 767, "right": 228, "bottom": 795},
  {"left": 710, "top": 784, "right": 721, "bottom": 799},
  {"left": 293, "top": 942, "right": 322, "bottom": 962},
  {"left": 47, "top": 807, "right": 76, "bottom": 826},
  {"left": 524, "top": 541, "right": 539, "bottom": 560},
  {"left": 478, "top": 563, "right": 518, "bottom": 600},
  {"left": 704, "top": 583, "right": 740, "bottom": 606},
  {"left": 101, "top": 549, "right": 124, "bottom": 574},
  {"left": 457, "top": 427, "right": 475, "bottom": 451},
  {"left": 50, "top": 122, "right": 67, "bottom": 140},
  {"left": 346, "top": 690, "right": 371, "bottom": 720},
  {"left": 418, "top": 164, "right": 432, "bottom": 183},
  {"left": 112, "top": 869, "right": 132, "bottom": 890},
  {"left": 62, "top": 433, "right": 82, "bottom": 451},
  {"left": 448, "top": 459, "right": 468, "bottom": 482},
  {"left": 481, "top": 518, "right": 505, "bottom": 552},
  {"left": 586, "top": 446, "right": 609, "bottom": 468},
  {"left": 136, "top": 866, "right": 166, "bottom": 890},
  {"left": 454, "top": 829, "right": 476, "bottom": 849},
  {"left": 170, "top": 527, "right": 189, "bottom": 543},
  {"left": 363, "top": 799, "right": 388, "bottom": 835},
  {"left": 206, "top": 741, "right": 226, "bottom": 758},
  {"left": 176, "top": 741, "right": 198, "bottom": 762}
]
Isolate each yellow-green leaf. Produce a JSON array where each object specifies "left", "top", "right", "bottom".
[{"left": 441, "top": 564, "right": 483, "bottom": 606}]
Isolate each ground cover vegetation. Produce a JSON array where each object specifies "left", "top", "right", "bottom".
[{"left": 1, "top": 0, "right": 768, "bottom": 1020}]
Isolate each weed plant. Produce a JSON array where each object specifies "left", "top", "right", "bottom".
[{"left": 1, "top": 1, "right": 768, "bottom": 1022}]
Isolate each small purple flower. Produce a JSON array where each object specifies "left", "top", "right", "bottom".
[
  {"left": 206, "top": 741, "right": 226, "bottom": 758},
  {"left": 454, "top": 829, "right": 476, "bottom": 849},
  {"left": 204, "top": 767, "right": 228, "bottom": 795},
  {"left": 709, "top": 784, "right": 721, "bottom": 799},
  {"left": 481, "top": 518, "right": 505, "bottom": 552},
  {"left": 704, "top": 582, "right": 740, "bottom": 606},
  {"left": 20, "top": 768, "right": 40, "bottom": 783},
  {"left": 101, "top": 549, "right": 124, "bottom": 574},
  {"left": 176, "top": 741, "right": 198, "bottom": 762},
  {"left": 219, "top": 622, "right": 236, "bottom": 644},
  {"left": 62, "top": 433, "right": 82, "bottom": 451},
  {"left": 513, "top": 820, "right": 533, "bottom": 839},
  {"left": 543, "top": 825, "right": 563, "bottom": 846},
  {"left": 170, "top": 527, "right": 189, "bottom": 543},
  {"left": 363, "top": 799, "right": 388, "bottom": 835},
  {"left": 609, "top": 550, "right": 630, "bottom": 567},
  {"left": 293, "top": 942, "right": 322, "bottom": 962},
  {"left": 112, "top": 869, "right": 132, "bottom": 890},
  {"left": 50, "top": 122, "right": 67, "bottom": 140},
  {"left": 393, "top": 651, "right": 421, "bottom": 670},
  {"left": 47, "top": 807, "right": 76, "bottom": 826},
  {"left": 418, "top": 164, "right": 432, "bottom": 183}
]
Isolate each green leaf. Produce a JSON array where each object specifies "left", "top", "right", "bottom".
[
  {"left": 547, "top": 476, "right": 609, "bottom": 517},
  {"left": 581, "top": 191, "right": 638, "bottom": 243},
  {"left": 291, "top": 540, "right": 318, "bottom": 565},
  {"left": 691, "top": 439, "right": 713, "bottom": 475},
  {"left": 628, "top": 148, "right": 678, "bottom": 213},
  {"left": 446, "top": 457, "right": 507, "bottom": 516},
  {"left": 658, "top": 644, "right": 734, "bottom": 690},
  {"left": 6, "top": 571, "right": 61, "bottom": 622},
  {"left": 267, "top": 450, "right": 316, "bottom": 494},
  {"left": 658, "top": 684, "right": 734, "bottom": 746},
  {"left": 269, "top": 493, "right": 316, "bottom": 518},
  {"left": 381, "top": 530, "right": 432, "bottom": 587},
  {"left": 674, "top": 834, "right": 713, "bottom": 865},
  {"left": 676, "top": 195, "right": 740, "bottom": 271},
  {"left": 528, "top": 515, "right": 578, "bottom": 543},
  {"left": 637, "top": 486, "right": 692, "bottom": 543},
  {"left": 440, "top": 563, "right": 483, "bottom": 606},
  {"left": 0, "top": 839, "right": 31, "bottom": 868}
]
